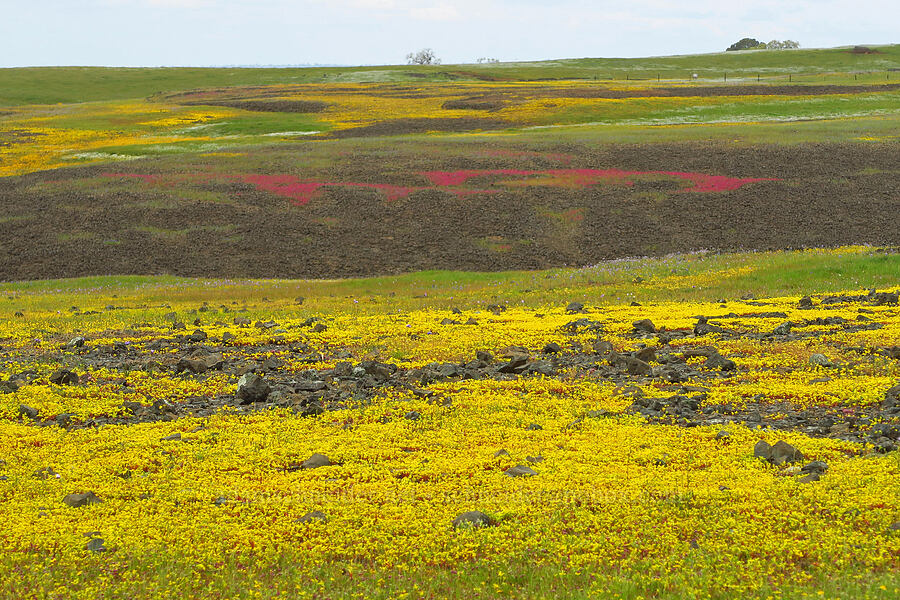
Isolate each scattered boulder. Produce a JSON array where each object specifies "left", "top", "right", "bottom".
[
  {"left": 475, "top": 350, "right": 493, "bottom": 363},
  {"left": 798, "top": 296, "right": 813, "bottom": 308},
  {"left": 236, "top": 373, "right": 271, "bottom": 404},
  {"left": 494, "top": 449, "right": 510, "bottom": 457},
  {"left": 772, "top": 440, "right": 803, "bottom": 465},
  {"left": 753, "top": 440, "right": 773, "bottom": 461},
  {"left": 18, "top": 405, "right": 38, "bottom": 419},
  {"left": 565, "top": 301, "right": 585, "bottom": 314},
  {"left": 542, "top": 342, "right": 562, "bottom": 354},
  {"left": 62, "top": 492, "right": 102, "bottom": 508},
  {"left": 49, "top": 370, "right": 78, "bottom": 385},
  {"left": 160, "top": 432, "right": 182, "bottom": 442},
  {"left": 67, "top": 337, "right": 86, "bottom": 349},
  {"left": 801, "top": 461, "right": 828, "bottom": 474},
  {"left": 632, "top": 319, "right": 656, "bottom": 334},
  {"left": 703, "top": 353, "right": 736, "bottom": 371},
  {"left": 188, "top": 329, "right": 208, "bottom": 343},
  {"left": 504, "top": 465, "right": 537, "bottom": 477},
  {"left": 884, "top": 384, "right": 900, "bottom": 408},
  {"left": 452, "top": 511, "right": 494, "bottom": 529},
  {"left": 809, "top": 354, "right": 833, "bottom": 367},
  {"left": 525, "top": 423, "right": 543, "bottom": 431},
  {"left": 297, "top": 510, "right": 328, "bottom": 524},
  {"left": 772, "top": 322, "right": 793, "bottom": 336},
  {"left": 85, "top": 537, "right": 107, "bottom": 553},
  {"left": 300, "top": 453, "right": 333, "bottom": 469}
]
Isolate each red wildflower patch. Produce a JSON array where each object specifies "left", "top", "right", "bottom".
[
  {"left": 420, "top": 169, "right": 777, "bottom": 192},
  {"left": 103, "top": 167, "right": 776, "bottom": 207}
]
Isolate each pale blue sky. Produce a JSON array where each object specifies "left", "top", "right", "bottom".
[{"left": 2, "top": 0, "right": 897, "bottom": 67}]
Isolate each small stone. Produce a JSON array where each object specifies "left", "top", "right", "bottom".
[
  {"left": 526, "top": 456, "right": 544, "bottom": 463},
  {"left": 623, "top": 356, "right": 651, "bottom": 376},
  {"left": 476, "top": 350, "right": 493, "bottom": 363},
  {"left": 160, "top": 432, "right": 182, "bottom": 442},
  {"left": 801, "top": 461, "right": 828, "bottom": 474},
  {"left": 85, "top": 537, "right": 107, "bottom": 553},
  {"left": 236, "top": 373, "right": 271, "bottom": 404},
  {"left": 704, "top": 353, "right": 736, "bottom": 371},
  {"left": 772, "top": 322, "right": 793, "bottom": 336},
  {"left": 67, "top": 337, "right": 86, "bottom": 349},
  {"left": 311, "top": 323, "right": 328, "bottom": 333},
  {"left": 542, "top": 342, "right": 562, "bottom": 354},
  {"left": 404, "top": 411, "right": 420, "bottom": 421},
  {"left": 494, "top": 449, "right": 510, "bottom": 457},
  {"left": 771, "top": 440, "right": 803, "bottom": 465},
  {"left": 504, "top": 465, "right": 537, "bottom": 477},
  {"left": 63, "top": 492, "right": 102, "bottom": 508},
  {"left": 49, "top": 369, "right": 78, "bottom": 385},
  {"left": 18, "top": 405, "right": 38, "bottom": 419},
  {"left": 798, "top": 473, "right": 820, "bottom": 484},
  {"left": 798, "top": 296, "right": 813, "bottom": 307},
  {"left": 715, "top": 430, "right": 731, "bottom": 441},
  {"left": 188, "top": 329, "right": 208, "bottom": 342},
  {"left": 565, "top": 301, "right": 584, "bottom": 314},
  {"left": 525, "top": 423, "right": 543, "bottom": 431},
  {"left": 753, "top": 440, "right": 773, "bottom": 461},
  {"left": 222, "top": 331, "right": 235, "bottom": 343},
  {"left": 301, "top": 453, "right": 333, "bottom": 469},
  {"left": 297, "top": 510, "right": 328, "bottom": 524},
  {"left": 465, "top": 317, "right": 479, "bottom": 325},
  {"left": 632, "top": 319, "right": 656, "bottom": 333},
  {"left": 452, "top": 511, "right": 494, "bottom": 529},
  {"left": 809, "top": 354, "right": 833, "bottom": 367}
]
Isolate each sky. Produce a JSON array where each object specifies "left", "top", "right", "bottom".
[{"left": 2, "top": 0, "right": 897, "bottom": 67}]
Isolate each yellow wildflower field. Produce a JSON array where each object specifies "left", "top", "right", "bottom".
[{"left": 0, "top": 260, "right": 898, "bottom": 598}]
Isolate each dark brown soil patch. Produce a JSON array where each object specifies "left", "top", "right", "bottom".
[
  {"left": 442, "top": 97, "right": 507, "bottom": 111},
  {"left": 187, "top": 99, "right": 329, "bottom": 113},
  {"left": 322, "top": 118, "right": 511, "bottom": 138},
  {"left": 0, "top": 141, "right": 898, "bottom": 280}
]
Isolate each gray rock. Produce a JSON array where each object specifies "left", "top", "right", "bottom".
[
  {"left": 565, "top": 302, "right": 584, "bottom": 314},
  {"left": 771, "top": 440, "right": 803, "bottom": 465},
  {"left": 623, "top": 356, "right": 651, "bottom": 376},
  {"left": 494, "top": 449, "right": 510, "bottom": 457},
  {"left": 715, "top": 430, "right": 731, "bottom": 441},
  {"left": 809, "top": 354, "right": 833, "bottom": 367},
  {"left": 404, "top": 411, "right": 420, "bottom": 421},
  {"left": 188, "top": 329, "right": 208, "bottom": 342},
  {"left": 297, "top": 510, "right": 328, "bottom": 524},
  {"left": 67, "top": 337, "right": 86, "bottom": 349},
  {"left": 798, "top": 296, "right": 813, "bottom": 307},
  {"left": 798, "top": 473, "right": 820, "bottom": 484},
  {"left": 525, "top": 423, "right": 543, "bottom": 431},
  {"left": 18, "top": 405, "right": 38, "bottom": 419},
  {"left": 236, "top": 373, "right": 271, "bottom": 404},
  {"left": 475, "top": 350, "right": 493, "bottom": 363},
  {"left": 884, "top": 384, "right": 900, "bottom": 408},
  {"left": 62, "top": 492, "right": 102, "bottom": 508},
  {"left": 704, "top": 353, "right": 736, "bottom": 371},
  {"left": 49, "top": 369, "right": 78, "bottom": 385},
  {"left": 301, "top": 453, "right": 333, "bottom": 469},
  {"left": 753, "top": 440, "right": 773, "bottom": 461},
  {"left": 504, "top": 465, "right": 537, "bottom": 477},
  {"left": 542, "top": 342, "right": 562, "bottom": 354},
  {"left": 452, "top": 511, "right": 494, "bottom": 529},
  {"left": 160, "top": 432, "right": 182, "bottom": 442},
  {"left": 801, "top": 461, "right": 828, "bottom": 474},
  {"left": 632, "top": 319, "right": 656, "bottom": 334},
  {"left": 85, "top": 537, "right": 107, "bottom": 553},
  {"left": 772, "top": 322, "right": 793, "bottom": 336}
]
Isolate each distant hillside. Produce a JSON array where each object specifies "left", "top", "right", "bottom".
[{"left": 1, "top": 44, "right": 898, "bottom": 106}]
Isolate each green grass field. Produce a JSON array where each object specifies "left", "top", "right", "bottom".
[{"left": 1, "top": 44, "right": 898, "bottom": 106}]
